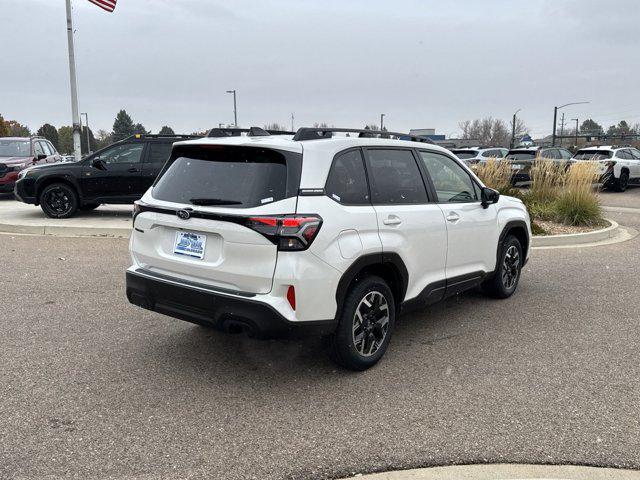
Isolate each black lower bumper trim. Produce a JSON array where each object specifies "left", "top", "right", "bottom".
[{"left": 126, "top": 270, "right": 336, "bottom": 338}]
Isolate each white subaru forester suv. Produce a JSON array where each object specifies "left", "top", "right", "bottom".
[{"left": 127, "top": 127, "right": 531, "bottom": 370}]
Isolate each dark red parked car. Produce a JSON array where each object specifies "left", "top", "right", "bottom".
[{"left": 0, "top": 136, "right": 62, "bottom": 194}]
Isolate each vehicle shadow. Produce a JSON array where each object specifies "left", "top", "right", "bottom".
[{"left": 138, "top": 288, "right": 494, "bottom": 385}]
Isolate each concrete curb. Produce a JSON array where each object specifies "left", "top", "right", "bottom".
[
  {"left": 532, "top": 219, "right": 619, "bottom": 247},
  {"left": 0, "top": 221, "right": 131, "bottom": 238},
  {"left": 602, "top": 205, "right": 640, "bottom": 215},
  {"left": 341, "top": 463, "right": 640, "bottom": 480}
]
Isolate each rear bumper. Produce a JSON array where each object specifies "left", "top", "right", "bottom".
[
  {"left": 511, "top": 172, "right": 531, "bottom": 183},
  {"left": 125, "top": 267, "right": 336, "bottom": 338}
]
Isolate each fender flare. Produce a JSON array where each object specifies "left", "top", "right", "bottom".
[
  {"left": 335, "top": 252, "right": 409, "bottom": 316},
  {"left": 495, "top": 220, "right": 529, "bottom": 272}
]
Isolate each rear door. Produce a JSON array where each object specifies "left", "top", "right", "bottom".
[
  {"left": 131, "top": 145, "right": 302, "bottom": 294},
  {"left": 418, "top": 149, "right": 499, "bottom": 283},
  {"left": 141, "top": 141, "right": 173, "bottom": 192},
  {"left": 362, "top": 147, "right": 447, "bottom": 303}
]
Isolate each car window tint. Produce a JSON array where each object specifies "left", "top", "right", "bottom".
[
  {"left": 630, "top": 149, "right": 640, "bottom": 159},
  {"left": 365, "top": 149, "right": 427, "bottom": 204},
  {"left": 419, "top": 150, "right": 477, "bottom": 203},
  {"left": 325, "top": 149, "right": 369, "bottom": 205},
  {"left": 34, "top": 142, "right": 45, "bottom": 156},
  {"left": 99, "top": 143, "right": 144, "bottom": 164},
  {"left": 146, "top": 142, "right": 173, "bottom": 164}
]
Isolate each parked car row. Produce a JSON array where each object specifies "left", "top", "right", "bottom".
[{"left": 451, "top": 144, "right": 640, "bottom": 192}]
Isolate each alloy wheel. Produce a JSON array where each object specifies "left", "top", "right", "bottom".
[
  {"left": 45, "top": 188, "right": 72, "bottom": 216},
  {"left": 352, "top": 291, "right": 389, "bottom": 357},
  {"left": 501, "top": 245, "right": 520, "bottom": 290}
]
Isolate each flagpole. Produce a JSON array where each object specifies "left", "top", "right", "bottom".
[{"left": 65, "top": 0, "right": 82, "bottom": 161}]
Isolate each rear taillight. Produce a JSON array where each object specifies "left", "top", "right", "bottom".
[
  {"left": 246, "top": 215, "right": 322, "bottom": 251},
  {"left": 604, "top": 160, "right": 616, "bottom": 170}
]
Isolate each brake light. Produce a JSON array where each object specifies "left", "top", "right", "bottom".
[
  {"left": 245, "top": 215, "right": 322, "bottom": 251},
  {"left": 605, "top": 161, "right": 616, "bottom": 170},
  {"left": 286, "top": 285, "right": 296, "bottom": 310}
]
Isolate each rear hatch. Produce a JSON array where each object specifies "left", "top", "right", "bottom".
[
  {"left": 131, "top": 143, "right": 302, "bottom": 294},
  {"left": 572, "top": 150, "right": 613, "bottom": 174},
  {"left": 505, "top": 150, "right": 537, "bottom": 172}
]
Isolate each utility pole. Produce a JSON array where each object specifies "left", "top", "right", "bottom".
[
  {"left": 65, "top": 0, "right": 82, "bottom": 162},
  {"left": 291, "top": 113, "right": 294, "bottom": 132},
  {"left": 559, "top": 112, "right": 566, "bottom": 147},
  {"left": 226, "top": 90, "right": 237, "bottom": 127},
  {"left": 511, "top": 108, "right": 521, "bottom": 149},
  {"left": 81, "top": 112, "right": 90, "bottom": 154},
  {"left": 572, "top": 118, "right": 579, "bottom": 147},
  {"left": 552, "top": 101, "right": 589, "bottom": 146},
  {"left": 380, "top": 113, "right": 385, "bottom": 130}
]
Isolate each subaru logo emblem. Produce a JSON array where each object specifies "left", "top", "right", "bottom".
[{"left": 177, "top": 209, "right": 191, "bottom": 220}]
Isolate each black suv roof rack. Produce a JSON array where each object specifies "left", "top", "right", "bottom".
[
  {"left": 292, "top": 127, "right": 434, "bottom": 144},
  {"left": 206, "top": 127, "right": 295, "bottom": 138},
  {"left": 121, "top": 133, "right": 202, "bottom": 141}
]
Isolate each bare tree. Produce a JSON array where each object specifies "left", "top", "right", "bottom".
[
  {"left": 264, "top": 122, "right": 287, "bottom": 131},
  {"left": 458, "top": 117, "right": 521, "bottom": 147}
]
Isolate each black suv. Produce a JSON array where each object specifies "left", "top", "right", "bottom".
[{"left": 14, "top": 134, "right": 198, "bottom": 218}]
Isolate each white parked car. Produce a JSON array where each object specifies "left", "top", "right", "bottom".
[
  {"left": 451, "top": 147, "right": 508, "bottom": 165},
  {"left": 572, "top": 146, "right": 640, "bottom": 192},
  {"left": 126, "top": 127, "right": 531, "bottom": 370}
]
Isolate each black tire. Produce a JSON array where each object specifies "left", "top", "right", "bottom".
[
  {"left": 328, "top": 275, "right": 395, "bottom": 371},
  {"left": 614, "top": 171, "right": 629, "bottom": 192},
  {"left": 482, "top": 235, "right": 523, "bottom": 299},
  {"left": 39, "top": 183, "right": 79, "bottom": 219},
  {"left": 80, "top": 203, "right": 100, "bottom": 211}
]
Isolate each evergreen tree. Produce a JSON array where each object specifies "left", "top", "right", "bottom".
[
  {"left": 37, "top": 123, "right": 59, "bottom": 150},
  {"left": 112, "top": 110, "right": 135, "bottom": 141},
  {"left": 158, "top": 125, "right": 175, "bottom": 135},
  {"left": 133, "top": 123, "right": 149, "bottom": 135},
  {"left": 57, "top": 126, "right": 73, "bottom": 154},
  {"left": 80, "top": 126, "right": 97, "bottom": 155}
]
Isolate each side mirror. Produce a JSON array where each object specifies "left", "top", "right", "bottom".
[
  {"left": 481, "top": 187, "right": 500, "bottom": 208},
  {"left": 36, "top": 154, "right": 47, "bottom": 161},
  {"left": 92, "top": 158, "right": 107, "bottom": 170}
]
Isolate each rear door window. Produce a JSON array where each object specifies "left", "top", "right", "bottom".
[
  {"left": 146, "top": 142, "right": 173, "bottom": 164},
  {"left": 325, "top": 149, "right": 369, "bottom": 205},
  {"left": 364, "top": 149, "right": 428, "bottom": 204},
  {"left": 152, "top": 145, "right": 299, "bottom": 208}
]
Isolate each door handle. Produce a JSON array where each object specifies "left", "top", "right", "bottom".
[
  {"left": 446, "top": 212, "right": 461, "bottom": 223},
  {"left": 128, "top": 167, "right": 140, "bottom": 173},
  {"left": 383, "top": 215, "right": 402, "bottom": 226}
]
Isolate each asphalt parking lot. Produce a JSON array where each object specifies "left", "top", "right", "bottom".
[{"left": 1, "top": 189, "right": 640, "bottom": 480}]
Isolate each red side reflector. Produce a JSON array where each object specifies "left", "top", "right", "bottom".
[{"left": 286, "top": 285, "right": 296, "bottom": 310}]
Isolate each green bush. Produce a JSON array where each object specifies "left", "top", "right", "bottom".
[{"left": 553, "top": 191, "right": 602, "bottom": 226}]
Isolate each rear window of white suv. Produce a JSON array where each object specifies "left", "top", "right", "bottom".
[{"left": 152, "top": 145, "right": 301, "bottom": 208}]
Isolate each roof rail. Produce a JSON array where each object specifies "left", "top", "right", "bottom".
[
  {"left": 292, "top": 127, "right": 434, "bottom": 144},
  {"left": 206, "top": 127, "right": 295, "bottom": 138},
  {"left": 120, "top": 133, "right": 202, "bottom": 142}
]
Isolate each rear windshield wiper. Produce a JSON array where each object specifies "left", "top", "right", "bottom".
[{"left": 189, "top": 198, "right": 243, "bottom": 206}]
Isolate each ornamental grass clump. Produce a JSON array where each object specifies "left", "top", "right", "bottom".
[
  {"left": 529, "top": 158, "right": 566, "bottom": 204},
  {"left": 473, "top": 158, "right": 516, "bottom": 196},
  {"left": 553, "top": 161, "right": 603, "bottom": 226}
]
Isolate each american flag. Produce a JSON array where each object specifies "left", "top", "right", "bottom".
[{"left": 87, "top": 0, "right": 117, "bottom": 12}]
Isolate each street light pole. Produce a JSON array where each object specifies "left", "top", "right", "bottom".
[
  {"left": 380, "top": 113, "right": 385, "bottom": 130},
  {"left": 572, "top": 118, "right": 579, "bottom": 147},
  {"left": 226, "top": 90, "right": 237, "bottom": 127},
  {"left": 81, "top": 112, "right": 90, "bottom": 154},
  {"left": 511, "top": 108, "right": 521, "bottom": 149},
  {"left": 552, "top": 101, "right": 589, "bottom": 146},
  {"left": 65, "top": 0, "right": 82, "bottom": 162}
]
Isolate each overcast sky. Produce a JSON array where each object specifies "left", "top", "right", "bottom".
[{"left": 2, "top": 0, "right": 639, "bottom": 138}]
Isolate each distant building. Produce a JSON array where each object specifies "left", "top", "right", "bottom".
[{"left": 408, "top": 128, "right": 445, "bottom": 142}]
